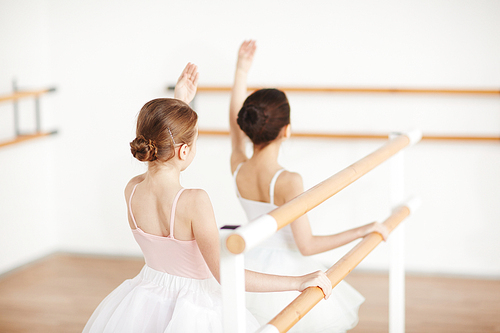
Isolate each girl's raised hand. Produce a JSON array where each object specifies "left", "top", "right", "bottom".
[
  {"left": 298, "top": 270, "right": 332, "bottom": 300},
  {"left": 174, "top": 62, "right": 199, "bottom": 104},
  {"left": 236, "top": 40, "right": 257, "bottom": 74}
]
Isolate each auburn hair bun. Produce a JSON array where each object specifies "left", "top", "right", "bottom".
[{"left": 130, "top": 135, "right": 158, "bottom": 162}]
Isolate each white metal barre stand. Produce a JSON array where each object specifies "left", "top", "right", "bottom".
[
  {"left": 389, "top": 132, "right": 406, "bottom": 333},
  {"left": 220, "top": 228, "right": 247, "bottom": 332}
]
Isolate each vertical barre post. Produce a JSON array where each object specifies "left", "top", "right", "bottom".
[
  {"left": 12, "top": 79, "right": 20, "bottom": 136},
  {"left": 220, "top": 227, "right": 247, "bottom": 333},
  {"left": 35, "top": 96, "right": 41, "bottom": 133},
  {"left": 389, "top": 133, "right": 405, "bottom": 333}
]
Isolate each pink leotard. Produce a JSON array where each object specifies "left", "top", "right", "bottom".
[{"left": 129, "top": 184, "right": 212, "bottom": 279}]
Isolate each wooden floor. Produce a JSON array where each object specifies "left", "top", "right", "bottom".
[{"left": 0, "top": 253, "right": 499, "bottom": 333}]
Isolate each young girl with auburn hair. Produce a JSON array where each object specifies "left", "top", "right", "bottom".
[
  {"left": 83, "top": 63, "right": 332, "bottom": 333},
  {"left": 229, "top": 41, "right": 390, "bottom": 332}
]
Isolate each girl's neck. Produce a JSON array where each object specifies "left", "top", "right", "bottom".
[
  {"left": 144, "top": 161, "right": 181, "bottom": 188},
  {"left": 250, "top": 139, "right": 281, "bottom": 166}
]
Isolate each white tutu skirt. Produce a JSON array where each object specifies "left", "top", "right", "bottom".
[
  {"left": 83, "top": 265, "right": 260, "bottom": 333},
  {"left": 245, "top": 229, "right": 365, "bottom": 333}
]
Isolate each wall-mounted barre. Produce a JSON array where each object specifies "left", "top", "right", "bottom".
[
  {"left": 198, "top": 129, "right": 500, "bottom": 142},
  {"left": 0, "top": 87, "right": 56, "bottom": 103},
  {"left": 0, "top": 131, "right": 58, "bottom": 149},
  {"left": 166, "top": 85, "right": 500, "bottom": 142},
  {"left": 0, "top": 83, "right": 57, "bottom": 149},
  {"left": 263, "top": 200, "right": 418, "bottom": 333},
  {"left": 167, "top": 85, "right": 500, "bottom": 95}
]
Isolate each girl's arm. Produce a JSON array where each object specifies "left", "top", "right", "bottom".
[
  {"left": 229, "top": 40, "right": 256, "bottom": 173},
  {"left": 189, "top": 189, "right": 332, "bottom": 299},
  {"left": 244, "top": 269, "right": 331, "bottom": 296},
  {"left": 278, "top": 172, "right": 390, "bottom": 256},
  {"left": 174, "top": 62, "right": 199, "bottom": 104}
]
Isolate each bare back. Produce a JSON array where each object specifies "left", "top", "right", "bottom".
[
  {"left": 125, "top": 175, "right": 194, "bottom": 241},
  {"left": 233, "top": 160, "right": 302, "bottom": 207}
]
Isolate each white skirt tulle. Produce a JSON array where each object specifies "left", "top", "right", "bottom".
[
  {"left": 83, "top": 265, "right": 260, "bottom": 333},
  {"left": 245, "top": 228, "right": 365, "bottom": 333}
]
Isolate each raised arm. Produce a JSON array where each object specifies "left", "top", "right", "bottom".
[
  {"left": 278, "top": 172, "right": 390, "bottom": 256},
  {"left": 174, "top": 62, "right": 199, "bottom": 105},
  {"left": 229, "top": 40, "right": 256, "bottom": 172},
  {"left": 190, "top": 188, "right": 332, "bottom": 299}
]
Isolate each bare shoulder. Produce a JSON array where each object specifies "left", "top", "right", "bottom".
[
  {"left": 180, "top": 188, "right": 211, "bottom": 203},
  {"left": 177, "top": 188, "right": 215, "bottom": 224},
  {"left": 276, "top": 171, "right": 304, "bottom": 204},
  {"left": 178, "top": 188, "right": 213, "bottom": 213},
  {"left": 230, "top": 151, "right": 248, "bottom": 174},
  {"left": 279, "top": 170, "right": 303, "bottom": 188},
  {"left": 124, "top": 174, "right": 146, "bottom": 198}
]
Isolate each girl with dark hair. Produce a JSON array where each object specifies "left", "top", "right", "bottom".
[
  {"left": 83, "top": 63, "right": 332, "bottom": 333},
  {"left": 229, "top": 40, "right": 389, "bottom": 332}
]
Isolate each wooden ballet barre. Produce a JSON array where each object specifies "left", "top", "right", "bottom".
[
  {"left": 224, "top": 130, "right": 421, "bottom": 255},
  {"left": 198, "top": 129, "right": 500, "bottom": 142},
  {"left": 259, "top": 199, "right": 419, "bottom": 333},
  {"left": 0, "top": 87, "right": 56, "bottom": 103},
  {"left": 0, "top": 131, "right": 58, "bottom": 149},
  {"left": 167, "top": 85, "right": 500, "bottom": 95}
]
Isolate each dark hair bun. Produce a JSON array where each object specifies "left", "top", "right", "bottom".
[
  {"left": 130, "top": 135, "right": 158, "bottom": 162},
  {"left": 236, "top": 89, "right": 290, "bottom": 147},
  {"left": 237, "top": 104, "right": 268, "bottom": 140}
]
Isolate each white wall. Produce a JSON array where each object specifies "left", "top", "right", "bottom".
[
  {"left": 1, "top": 0, "right": 499, "bottom": 277},
  {"left": 0, "top": 0, "right": 58, "bottom": 274}
]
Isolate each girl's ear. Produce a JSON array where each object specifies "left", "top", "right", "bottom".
[
  {"left": 284, "top": 124, "right": 291, "bottom": 139},
  {"left": 178, "top": 144, "right": 189, "bottom": 161}
]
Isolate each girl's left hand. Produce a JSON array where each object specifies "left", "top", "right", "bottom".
[
  {"left": 236, "top": 40, "right": 256, "bottom": 74},
  {"left": 174, "top": 62, "right": 199, "bottom": 104},
  {"left": 297, "top": 270, "right": 332, "bottom": 300}
]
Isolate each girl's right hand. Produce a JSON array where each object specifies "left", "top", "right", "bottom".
[
  {"left": 368, "top": 221, "right": 389, "bottom": 241},
  {"left": 236, "top": 40, "right": 256, "bottom": 73},
  {"left": 297, "top": 270, "right": 332, "bottom": 300}
]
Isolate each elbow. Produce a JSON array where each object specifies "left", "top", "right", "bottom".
[
  {"left": 295, "top": 236, "right": 318, "bottom": 256},
  {"left": 297, "top": 244, "right": 315, "bottom": 256}
]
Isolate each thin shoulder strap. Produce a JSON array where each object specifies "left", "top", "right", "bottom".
[
  {"left": 269, "top": 169, "right": 285, "bottom": 205},
  {"left": 233, "top": 162, "right": 244, "bottom": 197},
  {"left": 128, "top": 184, "right": 139, "bottom": 229},
  {"left": 170, "top": 188, "right": 186, "bottom": 239}
]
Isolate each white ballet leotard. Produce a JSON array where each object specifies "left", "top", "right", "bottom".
[{"left": 234, "top": 163, "right": 365, "bottom": 333}]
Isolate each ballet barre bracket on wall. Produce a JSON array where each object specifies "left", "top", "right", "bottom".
[{"left": 0, "top": 80, "right": 58, "bottom": 149}]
